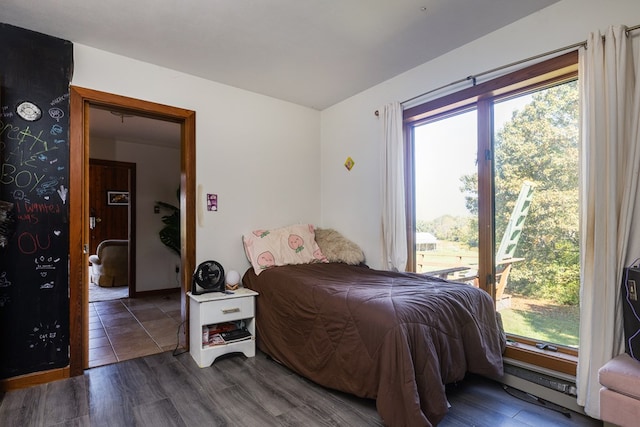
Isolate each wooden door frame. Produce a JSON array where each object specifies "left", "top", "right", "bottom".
[
  {"left": 89, "top": 158, "right": 137, "bottom": 298},
  {"left": 69, "top": 86, "right": 195, "bottom": 375}
]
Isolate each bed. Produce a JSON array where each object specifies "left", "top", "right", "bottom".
[{"left": 242, "top": 262, "right": 506, "bottom": 427}]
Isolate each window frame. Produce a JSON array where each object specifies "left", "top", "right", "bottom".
[{"left": 403, "top": 51, "right": 579, "bottom": 375}]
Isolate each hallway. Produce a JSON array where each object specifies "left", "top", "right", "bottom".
[{"left": 88, "top": 292, "right": 182, "bottom": 368}]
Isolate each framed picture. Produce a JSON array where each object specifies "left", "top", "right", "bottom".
[{"left": 107, "top": 191, "right": 129, "bottom": 205}]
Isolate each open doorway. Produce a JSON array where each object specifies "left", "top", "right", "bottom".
[
  {"left": 88, "top": 158, "right": 135, "bottom": 303},
  {"left": 68, "top": 87, "right": 196, "bottom": 374},
  {"left": 86, "top": 105, "right": 182, "bottom": 303},
  {"left": 86, "top": 108, "right": 182, "bottom": 367}
]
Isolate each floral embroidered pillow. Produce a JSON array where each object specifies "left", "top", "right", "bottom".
[{"left": 243, "top": 224, "right": 327, "bottom": 275}]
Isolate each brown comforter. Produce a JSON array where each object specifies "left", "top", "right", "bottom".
[{"left": 243, "top": 263, "right": 505, "bottom": 427}]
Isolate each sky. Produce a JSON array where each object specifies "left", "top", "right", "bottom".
[{"left": 414, "top": 94, "right": 532, "bottom": 221}]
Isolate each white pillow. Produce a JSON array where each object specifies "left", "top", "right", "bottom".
[
  {"left": 243, "top": 224, "right": 327, "bottom": 275},
  {"left": 314, "top": 228, "right": 365, "bottom": 265}
]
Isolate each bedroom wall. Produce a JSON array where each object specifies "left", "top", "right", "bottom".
[
  {"left": 72, "top": 46, "right": 322, "bottom": 276},
  {"left": 70, "top": 0, "right": 640, "bottom": 275},
  {"left": 90, "top": 136, "right": 181, "bottom": 293},
  {"left": 319, "top": 0, "right": 640, "bottom": 270}
]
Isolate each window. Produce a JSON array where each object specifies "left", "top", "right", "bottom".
[{"left": 404, "top": 52, "right": 579, "bottom": 374}]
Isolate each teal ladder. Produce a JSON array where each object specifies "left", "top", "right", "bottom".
[{"left": 496, "top": 181, "right": 535, "bottom": 261}]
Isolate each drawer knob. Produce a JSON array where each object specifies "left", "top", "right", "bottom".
[{"left": 222, "top": 307, "right": 240, "bottom": 314}]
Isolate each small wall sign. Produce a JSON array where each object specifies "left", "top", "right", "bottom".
[{"left": 207, "top": 194, "right": 218, "bottom": 211}]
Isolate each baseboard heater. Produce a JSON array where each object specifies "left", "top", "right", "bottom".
[{"left": 498, "top": 358, "right": 585, "bottom": 415}]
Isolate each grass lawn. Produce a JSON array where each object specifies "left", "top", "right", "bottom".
[
  {"left": 417, "top": 243, "right": 580, "bottom": 348},
  {"left": 498, "top": 295, "right": 579, "bottom": 348},
  {"left": 416, "top": 243, "right": 478, "bottom": 274}
]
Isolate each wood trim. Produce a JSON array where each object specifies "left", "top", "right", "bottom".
[
  {"left": 0, "top": 366, "right": 70, "bottom": 392},
  {"left": 404, "top": 122, "right": 416, "bottom": 271},
  {"left": 403, "top": 51, "right": 578, "bottom": 124},
  {"left": 69, "top": 86, "right": 195, "bottom": 377},
  {"left": 181, "top": 108, "right": 196, "bottom": 350},
  {"left": 69, "top": 87, "right": 86, "bottom": 377},
  {"left": 129, "top": 164, "right": 137, "bottom": 298},
  {"left": 504, "top": 344, "right": 577, "bottom": 376},
  {"left": 476, "top": 98, "right": 495, "bottom": 297},
  {"left": 507, "top": 334, "right": 578, "bottom": 358}
]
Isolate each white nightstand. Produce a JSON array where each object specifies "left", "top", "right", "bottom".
[{"left": 188, "top": 288, "right": 258, "bottom": 368}]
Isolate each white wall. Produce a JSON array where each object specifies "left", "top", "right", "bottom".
[
  {"left": 72, "top": 46, "right": 322, "bottom": 277},
  {"left": 91, "top": 136, "right": 181, "bottom": 292},
  {"left": 72, "top": 0, "right": 640, "bottom": 275},
  {"left": 320, "top": 0, "right": 640, "bottom": 270}
]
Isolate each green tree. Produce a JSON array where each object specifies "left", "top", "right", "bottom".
[
  {"left": 462, "top": 81, "right": 580, "bottom": 304},
  {"left": 420, "top": 215, "right": 477, "bottom": 246},
  {"left": 416, "top": 219, "right": 431, "bottom": 233}
]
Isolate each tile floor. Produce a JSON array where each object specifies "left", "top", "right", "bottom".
[{"left": 88, "top": 292, "right": 183, "bottom": 368}]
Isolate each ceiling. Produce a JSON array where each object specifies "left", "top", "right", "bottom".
[
  {"left": 89, "top": 107, "right": 181, "bottom": 149},
  {"left": 4, "top": 0, "right": 561, "bottom": 111}
]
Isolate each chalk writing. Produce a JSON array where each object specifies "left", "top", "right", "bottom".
[
  {"left": 17, "top": 231, "right": 51, "bottom": 254},
  {"left": 33, "top": 255, "right": 61, "bottom": 290},
  {"left": 1, "top": 120, "right": 64, "bottom": 198},
  {"left": 0, "top": 163, "right": 46, "bottom": 192},
  {"left": 49, "top": 93, "right": 69, "bottom": 106},
  {"left": 57, "top": 185, "right": 67, "bottom": 204},
  {"left": 16, "top": 213, "right": 38, "bottom": 224},
  {"left": 0, "top": 272, "right": 11, "bottom": 288},
  {"left": 35, "top": 178, "right": 59, "bottom": 197},
  {"left": 35, "top": 255, "right": 60, "bottom": 271},
  {"left": 28, "top": 321, "right": 63, "bottom": 353},
  {"left": 1, "top": 105, "right": 14, "bottom": 118},
  {"left": 12, "top": 189, "right": 31, "bottom": 203},
  {"left": 0, "top": 122, "right": 53, "bottom": 152},
  {"left": 14, "top": 200, "right": 61, "bottom": 215},
  {"left": 0, "top": 295, "right": 10, "bottom": 308},
  {"left": 48, "top": 107, "right": 64, "bottom": 122},
  {"left": 13, "top": 199, "right": 62, "bottom": 225},
  {"left": 50, "top": 124, "right": 63, "bottom": 135}
]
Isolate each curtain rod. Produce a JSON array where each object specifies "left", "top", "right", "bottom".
[{"left": 374, "top": 23, "right": 640, "bottom": 116}]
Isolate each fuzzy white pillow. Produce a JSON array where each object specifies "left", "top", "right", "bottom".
[{"left": 314, "top": 228, "right": 365, "bottom": 265}]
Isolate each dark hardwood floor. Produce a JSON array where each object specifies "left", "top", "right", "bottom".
[{"left": 0, "top": 350, "right": 602, "bottom": 426}]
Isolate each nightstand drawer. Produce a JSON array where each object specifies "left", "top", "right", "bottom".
[{"left": 199, "top": 297, "right": 254, "bottom": 325}]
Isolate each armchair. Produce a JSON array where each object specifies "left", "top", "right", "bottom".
[{"left": 89, "top": 239, "right": 129, "bottom": 287}]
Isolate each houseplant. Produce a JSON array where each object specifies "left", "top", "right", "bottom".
[{"left": 156, "top": 199, "right": 180, "bottom": 256}]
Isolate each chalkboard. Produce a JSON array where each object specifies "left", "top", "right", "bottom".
[{"left": 0, "top": 23, "right": 73, "bottom": 379}]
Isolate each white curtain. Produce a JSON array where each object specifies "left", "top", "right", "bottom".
[
  {"left": 381, "top": 101, "right": 407, "bottom": 271},
  {"left": 578, "top": 25, "right": 640, "bottom": 418}
]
